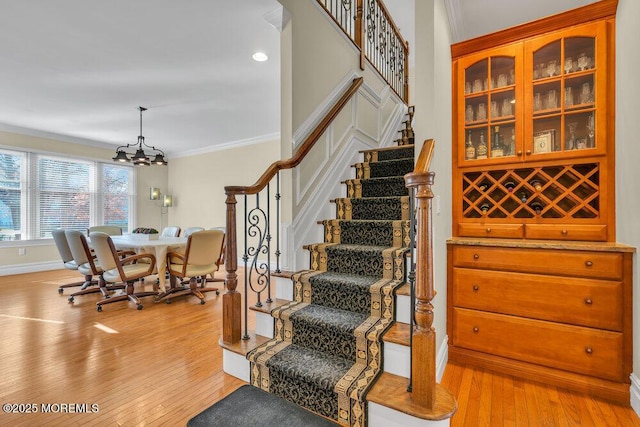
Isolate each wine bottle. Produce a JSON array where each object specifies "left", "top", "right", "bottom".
[
  {"left": 465, "top": 131, "right": 476, "bottom": 160},
  {"left": 477, "top": 131, "right": 488, "bottom": 159},
  {"left": 504, "top": 181, "right": 515, "bottom": 192},
  {"left": 480, "top": 202, "right": 491, "bottom": 213},
  {"left": 530, "top": 201, "right": 543, "bottom": 215},
  {"left": 530, "top": 180, "right": 542, "bottom": 192},
  {"left": 490, "top": 126, "right": 504, "bottom": 157}
]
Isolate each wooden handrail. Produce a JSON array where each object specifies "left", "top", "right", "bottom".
[
  {"left": 222, "top": 76, "right": 364, "bottom": 344},
  {"left": 404, "top": 139, "right": 436, "bottom": 408},
  {"left": 224, "top": 77, "right": 363, "bottom": 197}
]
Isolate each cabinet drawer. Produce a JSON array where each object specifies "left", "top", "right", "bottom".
[
  {"left": 452, "top": 245, "right": 623, "bottom": 280},
  {"left": 453, "top": 268, "right": 623, "bottom": 330},
  {"left": 457, "top": 223, "right": 524, "bottom": 239},
  {"left": 526, "top": 224, "right": 608, "bottom": 242},
  {"left": 452, "top": 308, "right": 624, "bottom": 381}
]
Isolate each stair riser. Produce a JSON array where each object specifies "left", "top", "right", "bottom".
[
  {"left": 334, "top": 196, "right": 410, "bottom": 221},
  {"left": 322, "top": 220, "right": 410, "bottom": 247}
]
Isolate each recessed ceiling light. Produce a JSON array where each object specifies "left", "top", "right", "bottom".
[{"left": 252, "top": 52, "right": 268, "bottom": 62}]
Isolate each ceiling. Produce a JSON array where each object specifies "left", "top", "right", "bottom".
[{"left": 0, "top": 0, "right": 600, "bottom": 159}]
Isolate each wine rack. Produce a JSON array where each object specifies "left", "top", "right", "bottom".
[{"left": 462, "top": 163, "right": 599, "bottom": 220}]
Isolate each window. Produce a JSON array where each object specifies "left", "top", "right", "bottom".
[{"left": 0, "top": 148, "right": 135, "bottom": 241}]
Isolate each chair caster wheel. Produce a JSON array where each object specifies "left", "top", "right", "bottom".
[
  {"left": 216, "top": 290, "right": 220, "bottom": 295},
  {"left": 68, "top": 296, "right": 74, "bottom": 303},
  {"left": 200, "top": 300, "right": 206, "bottom": 305},
  {"left": 58, "top": 288, "right": 64, "bottom": 294},
  {"left": 137, "top": 304, "right": 143, "bottom": 310},
  {"left": 97, "top": 305, "right": 102, "bottom": 312},
  {"left": 166, "top": 299, "right": 171, "bottom": 304}
]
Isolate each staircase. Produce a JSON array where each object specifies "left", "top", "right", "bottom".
[{"left": 246, "top": 125, "right": 415, "bottom": 425}]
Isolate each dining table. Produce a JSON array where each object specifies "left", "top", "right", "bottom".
[{"left": 109, "top": 235, "right": 187, "bottom": 293}]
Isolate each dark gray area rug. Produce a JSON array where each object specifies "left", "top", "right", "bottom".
[{"left": 187, "top": 385, "right": 339, "bottom": 426}]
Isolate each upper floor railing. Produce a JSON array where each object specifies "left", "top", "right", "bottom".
[{"left": 316, "top": 0, "right": 409, "bottom": 103}]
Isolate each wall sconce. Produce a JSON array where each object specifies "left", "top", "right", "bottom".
[{"left": 150, "top": 187, "right": 173, "bottom": 208}]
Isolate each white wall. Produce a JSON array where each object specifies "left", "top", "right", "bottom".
[
  {"left": 615, "top": 0, "right": 640, "bottom": 407},
  {"left": 413, "top": 0, "right": 453, "bottom": 366}
]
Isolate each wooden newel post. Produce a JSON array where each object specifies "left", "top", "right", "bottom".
[
  {"left": 405, "top": 170, "right": 436, "bottom": 409},
  {"left": 355, "top": 0, "right": 365, "bottom": 70},
  {"left": 223, "top": 192, "right": 241, "bottom": 344}
]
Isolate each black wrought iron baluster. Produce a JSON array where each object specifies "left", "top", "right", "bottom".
[
  {"left": 242, "top": 195, "right": 249, "bottom": 340},
  {"left": 275, "top": 172, "right": 281, "bottom": 274},
  {"left": 247, "top": 192, "right": 270, "bottom": 309},
  {"left": 265, "top": 184, "right": 272, "bottom": 304}
]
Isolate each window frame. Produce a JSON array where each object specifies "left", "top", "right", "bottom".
[{"left": 0, "top": 147, "right": 136, "bottom": 246}]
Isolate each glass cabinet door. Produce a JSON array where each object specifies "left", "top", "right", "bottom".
[
  {"left": 525, "top": 21, "right": 607, "bottom": 159},
  {"left": 458, "top": 44, "right": 522, "bottom": 165}
]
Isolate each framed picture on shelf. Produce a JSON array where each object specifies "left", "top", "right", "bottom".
[{"left": 533, "top": 130, "right": 555, "bottom": 153}]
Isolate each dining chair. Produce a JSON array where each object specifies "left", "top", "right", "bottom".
[
  {"left": 161, "top": 226, "right": 181, "bottom": 237},
  {"left": 65, "top": 230, "right": 125, "bottom": 303},
  {"left": 90, "top": 232, "right": 158, "bottom": 311},
  {"left": 88, "top": 225, "right": 122, "bottom": 236},
  {"left": 52, "top": 228, "right": 86, "bottom": 294},
  {"left": 183, "top": 226, "right": 205, "bottom": 238},
  {"left": 160, "top": 229, "right": 224, "bottom": 304}
]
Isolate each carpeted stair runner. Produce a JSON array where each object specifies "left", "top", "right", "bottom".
[{"left": 248, "top": 136, "right": 414, "bottom": 426}]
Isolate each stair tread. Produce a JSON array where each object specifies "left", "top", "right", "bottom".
[
  {"left": 359, "top": 144, "right": 414, "bottom": 154},
  {"left": 266, "top": 342, "right": 353, "bottom": 391},
  {"left": 219, "top": 331, "right": 270, "bottom": 357},
  {"left": 249, "top": 298, "right": 291, "bottom": 314},
  {"left": 383, "top": 322, "right": 410, "bottom": 346},
  {"left": 286, "top": 303, "right": 368, "bottom": 334},
  {"left": 367, "top": 372, "right": 458, "bottom": 421}
]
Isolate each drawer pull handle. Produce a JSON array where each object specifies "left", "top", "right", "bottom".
[
  {"left": 473, "top": 285, "right": 479, "bottom": 291},
  {"left": 561, "top": 229, "right": 568, "bottom": 235},
  {"left": 473, "top": 327, "right": 479, "bottom": 333},
  {"left": 473, "top": 253, "right": 480, "bottom": 260},
  {"left": 486, "top": 227, "right": 491, "bottom": 233},
  {"left": 585, "top": 347, "right": 593, "bottom": 355},
  {"left": 585, "top": 260, "right": 593, "bottom": 267},
  {"left": 585, "top": 298, "right": 593, "bottom": 305}
]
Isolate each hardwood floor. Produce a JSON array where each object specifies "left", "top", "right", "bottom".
[{"left": 1, "top": 269, "right": 639, "bottom": 426}]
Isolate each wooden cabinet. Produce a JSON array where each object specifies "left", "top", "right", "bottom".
[
  {"left": 447, "top": 239, "right": 634, "bottom": 402},
  {"left": 452, "top": 3, "right": 617, "bottom": 242},
  {"left": 448, "top": 0, "right": 635, "bottom": 404}
]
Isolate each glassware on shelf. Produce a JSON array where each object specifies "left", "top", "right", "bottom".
[
  {"left": 566, "top": 122, "right": 577, "bottom": 150},
  {"left": 564, "top": 57, "right": 573, "bottom": 74},
  {"left": 580, "top": 82, "right": 593, "bottom": 104},
  {"left": 546, "top": 90, "right": 557, "bottom": 110},
  {"left": 564, "top": 87, "right": 573, "bottom": 107},
  {"left": 547, "top": 60, "right": 558, "bottom": 77},
  {"left": 473, "top": 79, "right": 483, "bottom": 93},
  {"left": 534, "top": 93, "right": 542, "bottom": 112},
  {"left": 587, "top": 113, "right": 595, "bottom": 148},
  {"left": 502, "top": 98, "right": 512, "bottom": 116},
  {"left": 490, "top": 101, "right": 499, "bottom": 118},
  {"left": 577, "top": 53, "right": 588, "bottom": 71},
  {"left": 509, "top": 128, "right": 515, "bottom": 156},
  {"left": 465, "top": 81, "right": 472, "bottom": 94},
  {"left": 477, "top": 103, "right": 486, "bottom": 121},
  {"left": 534, "top": 63, "right": 545, "bottom": 80},
  {"left": 497, "top": 73, "right": 508, "bottom": 87},
  {"left": 465, "top": 104, "right": 474, "bottom": 122},
  {"left": 575, "top": 137, "right": 588, "bottom": 149}
]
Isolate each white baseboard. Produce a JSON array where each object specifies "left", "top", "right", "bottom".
[
  {"left": 222, "top": 349, "right": 250, "bottom": 383},
  {"left": 369, "top": 403, "right": 450, "bottom": 427},
  {"left": 630, "top": 373, "right": 640, "bottom": 417},
  {"left": 0, "top": 261, "right": 61, "bottom": 276},
  {"left": 436, "top": 335, "right": 449, "bottom": 383}
]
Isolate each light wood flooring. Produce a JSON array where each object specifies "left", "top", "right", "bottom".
[{"left": 1, "top": 269, "right": 639, "bottom": 426}]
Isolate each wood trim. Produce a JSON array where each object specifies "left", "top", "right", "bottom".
[{"left": 451, "top": 0, "right": 618, "bottom": 59}]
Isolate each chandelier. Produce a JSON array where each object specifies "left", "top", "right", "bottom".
[{"left": 112, "top": 106, "right": 167, "bottom": 166}]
